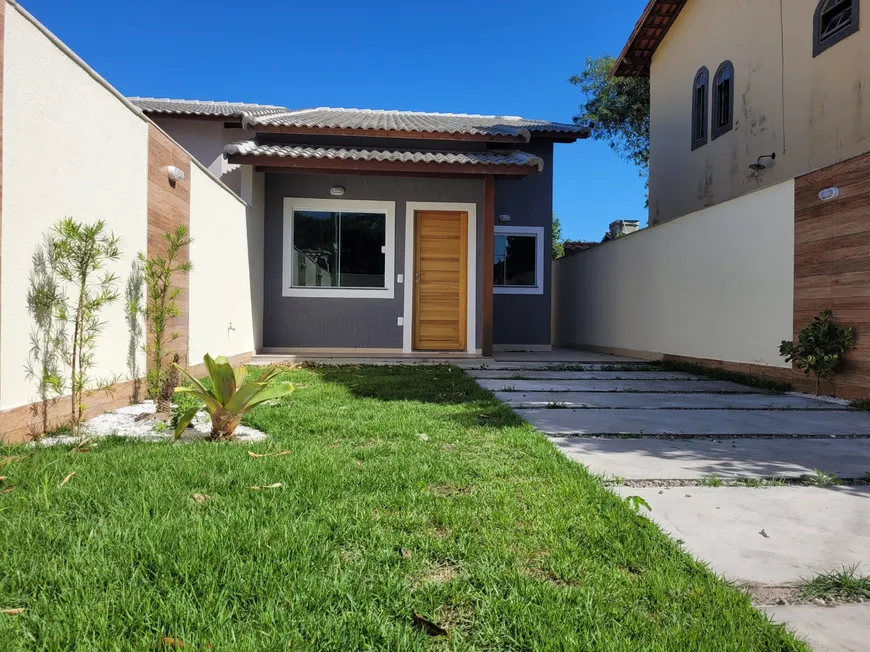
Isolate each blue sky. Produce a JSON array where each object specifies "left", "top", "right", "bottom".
[{"left": 24, "top": 0, "right": 649, "bottom": 242}]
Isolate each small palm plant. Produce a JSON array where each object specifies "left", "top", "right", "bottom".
[{"left": 173, "top": 355, "right": 294, "bottom": 440}]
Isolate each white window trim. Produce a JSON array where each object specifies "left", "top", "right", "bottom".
[
  {"left": 403, "top": 202, "right": 478, "bottom": 354},
  {"left": 493, "top": 225, "right": 545, "bottom": 295},
  {"left": 282, "top": 197, "right": 396, "bottom": 299}
]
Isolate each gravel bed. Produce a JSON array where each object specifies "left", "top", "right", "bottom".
[{"left": 34, "top": 400, "right": 267, "bottom": 446}]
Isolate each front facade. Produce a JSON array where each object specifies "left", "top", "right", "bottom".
[
  {"left": 136, "top": 100, "right": 587, "bottom": 355},
  {"left": 615, "top": 0, "right": 869, "bottom": 226}
]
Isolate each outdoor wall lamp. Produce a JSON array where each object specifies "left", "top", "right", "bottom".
[
  {"left": 330, "top": 186, "right": 345, "bottom": 196},
  {"left": 166, "top": 166, "right": 185, "bottom": 183},
  {"left": 818, "top": 187, "right": 840, "bottom": 202},
  {"left": 498, "top": 214, "right": 511, "bottom": 223}
]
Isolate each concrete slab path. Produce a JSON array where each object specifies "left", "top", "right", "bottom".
[
  {"left": 470, "top": 354, "right": 870, "bottom": 651},
  {"left": 614, "top": 486, "right": 870, "bottom": 585},
  {"left": 495, "top": 391, "right": 848, "bottom": 410},
  {"left": 467, "top": 370, "right": 700, "bottom": 380},
  {"left": 476, "top": 378, "right": 761, "bottom": 393},
  {"left": 518, "top": 407, "right": 870, "bottom": 436},
  {"left": 550, "top": 436, "right": 870, "bottom": 479},
  {"left": 762, "top": 604, "right": 870, "bottom": 652}
]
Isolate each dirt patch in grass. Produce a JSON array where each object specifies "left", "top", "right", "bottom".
[
  {"left": 413, "top": 562, "right": 460, "bottom": 589},
  {"left": 428, "top": 483, "right": 474, "bottom": 498}
]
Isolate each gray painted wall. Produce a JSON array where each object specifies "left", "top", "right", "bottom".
[
  {"left": 263, "top": 173, "right": 484, "bottom": 349},
  {"left": 493, "top": 141, "right": 554, "bottom": 346}
]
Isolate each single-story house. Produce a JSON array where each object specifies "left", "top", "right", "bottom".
[{"left": 131, "top": 99, "right": 588, "bottom": 356}]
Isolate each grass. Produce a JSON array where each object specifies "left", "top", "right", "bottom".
[
  {"left": 849, "top": 399, "right": 870, "bottom": 411},
  {"left": 0, "top": 365, "right": 805, "bottom": 650},
  {"left": 659, "top": 361, "right": 793, "bottom": 394},
  {"left": 700, "top": 475, "right": 725, "bottom": 487},
  {"left": 801, "top": 565, "right": 870, "bottom": 602},
  {"left": 806, "top": 469, "right": 842, "bottom": 486}
]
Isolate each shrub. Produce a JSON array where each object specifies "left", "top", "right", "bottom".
[
  {"left": 780, "top": 310, "right": 856, "bottom": 394},
  {"left": 173, "top": 356, "right": 294, "bottom": 440}
]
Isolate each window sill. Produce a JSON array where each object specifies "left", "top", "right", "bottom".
[
  {"left": 494, "top": 286, "right": 544, "bottom": 296},
  {"left": 283, "top": 287, "right": 395, "bottom": 299}
]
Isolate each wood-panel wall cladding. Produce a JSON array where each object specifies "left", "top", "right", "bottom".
[
  {"left": 794, "top": 151, "right": 870, "bottom": 398},
  {"left": 147, "top": 125, "right": 192, "bottom": 369}
]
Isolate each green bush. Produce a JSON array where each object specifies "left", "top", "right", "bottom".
[{"left": 780, "top": 310, "right": 856, "bottom": 394}]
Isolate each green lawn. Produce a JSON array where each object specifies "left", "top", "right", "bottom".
[{"left": 0, "top": 365, "right": 804, "bottom": 650}]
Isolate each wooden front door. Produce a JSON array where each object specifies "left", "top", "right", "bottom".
[{"left": 413, "top": 211, "right": 468, "bottom": 351}]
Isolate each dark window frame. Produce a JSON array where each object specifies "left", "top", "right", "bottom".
[
  {"left": 711, "top": 60, "right": 735, "bottom": 140},
  {"left": 691, "top": 67, "right": 709, "bottom": 151},
  {"left": 814, "top": 0, "right": 860, "bottom": 57}
]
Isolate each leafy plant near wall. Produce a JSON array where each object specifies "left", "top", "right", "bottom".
[
  {"left": 49, "top": 218, "right": 122, "bottom": 437},
  {"left": 173, "top": 355, "right": 294, "bottom": 441},
  {"left": 24, "top": 238, "right": 67, "bottom": 438},
  {"left": 780, "top": 310, "right": 856, "bottom": 394},
  {"left": 124, "top": 261, "right": 144, "bottom": 403},
  {"left": 139, "top": 226, "right": 193, "bottom": 403}
]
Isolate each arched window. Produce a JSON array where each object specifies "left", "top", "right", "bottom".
[
  {"left": 814, "top": 0, "right": 860, "bottom": 56},
  {"left": 712, "top": 61, "right": 734, "bottom": 140},
  {"left": 691, "top": 67, "right": 709, "bottom": 150}
]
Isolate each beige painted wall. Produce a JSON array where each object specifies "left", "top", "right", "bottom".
[
  {"left": 154, "top": 117, "right": 248, "bottom": 195},
  {"left": 188, "top": 165, "right": 256, "bottom": 363},
  {"left": 1, "top": 5, "right": 148, "bottom": 410},
  {"left": 553, "top": 181, "right": 795, "bottom": 368},
  {"left": 649, "top": 0, "right": 870, "bottom": 224}
]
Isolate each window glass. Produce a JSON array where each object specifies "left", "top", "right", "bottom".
[
  {"left": 292, "top": 210, "right": 386, "bottom": 288},
  {"left": 494, "top": 234, "right": 537, "bottom": 287},
  {"left": 820, "top": 0, "right": 853, "bottom": 41},
  {"left": 715, "top": 68, "right": 731, "bottom": 128}
]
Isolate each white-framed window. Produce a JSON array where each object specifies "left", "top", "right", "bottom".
[
  {"left": 282, "top": 198, "right": 396, "bottom": 298},
  {"left": 493, "top": 225, "right": 544, "bottom": 295}
]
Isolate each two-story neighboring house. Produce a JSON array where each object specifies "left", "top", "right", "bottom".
[
  {"left": 551, "top": 0, "right": 870, "bottom": 398},
  {"left": 615, "top": 0, "right": 868, "bottom": 226}
]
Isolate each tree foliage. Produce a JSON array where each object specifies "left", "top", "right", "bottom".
[
  {"left": 570, "top": 56, "right": 651, "bottom": 173},
  {"left": 552, "top": 215, "right": 565, "bottom": 260}
]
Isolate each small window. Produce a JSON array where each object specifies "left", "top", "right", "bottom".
[
  {"left": 814, "top": 0, "right": 860, "bottom": 56},
  {"left": 691, "top": 67, "right": 709, "bottom": 150},
  {"left": 282, "top": 198, "right": 396, "bottom": 298},
  {"left": 493, "top": 226, "right": 544, "bottom": 295},
  {"left": 712, "top": 61, "right": 734, "bottom": 140}
]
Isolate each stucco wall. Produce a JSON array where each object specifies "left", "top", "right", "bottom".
[
  {"left": 1, "top": 5, "right": 148, "bottom": 410},
  {"left": 553, "top": 181, "right": 795, "bottom": 368},
  {"left": 151, "top": 117, "right": 248, "bottom": 195},
  {"left": 188, "top": 165, "right": 255, "bottom": 363},
  {"left": 263, "top": 173, "right": 484, "bottom": 349},
  {"left": 649, "top": 0, "right": 870, "bottom": 224},
  {"left": 493, "top": 141, "right": 554, "bottom": 346}
]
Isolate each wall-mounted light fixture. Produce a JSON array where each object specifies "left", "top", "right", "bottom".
[
  {"left": 748, "top": 153, "right": 776, "bottom": 178},
  {"left": 167, "top": 166, "right": 185, "bottom": 183},
  {"left": 818, "top": 187, "right": 840, "bottom": 202},
  {"left": 330, "top": 186, "right": 345, "bottom": 196},
  {"left": 498, "top": 214, "right": 511, "bottom": 223}
]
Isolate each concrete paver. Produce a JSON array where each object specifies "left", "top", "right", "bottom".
[
  {"left": 549, "top": 436, "right": 870, "bottom": 479},
  {"left": 472, "top": 355, "right": 870, "bottom": 649},
  {"left": 518, "top": 407, "right": 870, "bottom": 436},
  {"left": 614, "top": 486, "right": 870, "bottom": 585},
  {"left": 495, "top": 391, "right": 845, "bottom": 410},
  {"left": 477, "top": 378, "right": 760, "bottom": 393},
  {"left": 762, "top": 604, "right": 870, "bottom": 652},
  {"left": 467, "top": 370, "right": 699, "bottom": 380}
]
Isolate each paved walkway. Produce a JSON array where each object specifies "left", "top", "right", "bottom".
[{"left": 468, "top": 356, "right": 870, "bottom": 652}]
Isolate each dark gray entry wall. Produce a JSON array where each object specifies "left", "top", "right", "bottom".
[
  {"left": 493, "top": 141, "right": 554, "bottom": 346},
  {"left": 263, "top": 173, "right": 484, "bottom": 349}
]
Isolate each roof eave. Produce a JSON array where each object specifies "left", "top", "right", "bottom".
[
  {"left": 244, "top": 123, "right": 532, "bottom": 144},
  {"left": 225, "top": 153, "right": 541, "bottom": 177},
  {"left": 611, "top": 0, "right": 688, "bottom": 79}
]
